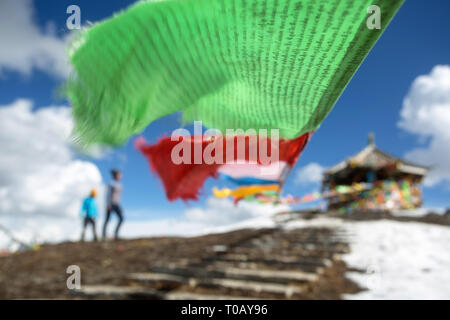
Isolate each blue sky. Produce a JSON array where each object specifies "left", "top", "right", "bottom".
[{"left": 1, "top": 0, "right": 450, "bottom": 229}]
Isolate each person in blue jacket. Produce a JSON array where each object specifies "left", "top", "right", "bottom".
[{"left": 80, "top": 189, "right": 98, "bottom": 242}]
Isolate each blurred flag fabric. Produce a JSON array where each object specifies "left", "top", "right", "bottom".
[
  {"left": 213, "top": 185, "right": 281, "bottom": 199},
  {"left": 66, "top": 0, "right": 404, "bottom": 146},
  {"left": 135, "top": 132, "right": 311, "bottom": 201},
  {"left": 222, "top": 175, "right": 280, "bottom": 186},
  {"left": 219, "top": 161, "right": 288, "bottom": 182}
]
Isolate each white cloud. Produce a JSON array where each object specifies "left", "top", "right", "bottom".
[
  {"left": 398, "top": 65, "right": 450, "bottom": 187},
  {"left": 1, "top": 197, "right": 288, "bottom": 251},
  {"left": 121, "top": 197, "right": 290, "bottom": 238},
  {"left": 0, "top": 0, "right": 71, "bottom": 78},
  {"left": 294, "top": 162, "right": 326, "bottom": 185},
  {"left": 0, "top": 99, "right": 102, "bottom": 249},
  {"left": 0, "top": 100, "right": 289, "bottom": 249}
]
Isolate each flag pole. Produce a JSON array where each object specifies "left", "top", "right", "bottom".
[
  {"left": 0, "top": 224, "right": 31, "bottom": 250},
  {"left": 275, "top": 132, "right": 312, "bottom": 203},
  {"left": 275, "top": 164, "right": 294, "bottom": 203}
]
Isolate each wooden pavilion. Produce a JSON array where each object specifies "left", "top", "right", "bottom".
[{"left": 322, "top": 133, "right": 428, "bottom": 212}]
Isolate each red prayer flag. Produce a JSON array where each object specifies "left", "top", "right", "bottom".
[{"left": 135, "top": 132, "right": 312, "bottom": 201}]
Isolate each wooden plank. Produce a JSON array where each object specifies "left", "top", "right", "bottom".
[
  {"left": 148, "top": 265, "right": 317, "bottom": 283},
  {"left": 72, "top": 285, "right": 268, "bottom": 300},
  {"left": 205, "top": 261, "right": 322, "bottom": 274},
  {"left": 223, "top": 267, "right": 318, "bottom": 282},
  {"left": 71, "top": 285, "right": 164, "bottom": 299},
  {"left": 165, "top": 292, "right": 261, "bottom": 300},
  {"left": 129, "top": 272, "right": 302, "bottom": 298},
  {"left": 207, "top": 254, "right": 332, "bottom": 267}
]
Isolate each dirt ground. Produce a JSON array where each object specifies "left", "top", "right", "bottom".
[
  {"left": 2, "top": 211, "right": 447, "bottom": 300},
  {"left": 326, "top": 210, "right": 450, "bottom": 226},
  {"left": 0, "top": 227, "right": 359, "bottom": 300},
  {"left": 0, "top": 229, "right": 263, "bottom": 299}
]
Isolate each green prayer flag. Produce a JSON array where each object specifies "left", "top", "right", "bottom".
[{"left": 66, "top": 0, "right": 403, "bottom": 146}]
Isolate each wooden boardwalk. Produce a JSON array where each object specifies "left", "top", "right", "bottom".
[{"left": 72, "top": 227, "right": 351, "bottom": 300}]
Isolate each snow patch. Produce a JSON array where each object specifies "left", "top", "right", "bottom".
[{"left": 343, "top": 220, "right": 450, "bottom": 299}]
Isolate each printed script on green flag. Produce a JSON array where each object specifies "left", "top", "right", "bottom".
[{"left": 66, "top": 0, "right": 404, "bottom": 146}]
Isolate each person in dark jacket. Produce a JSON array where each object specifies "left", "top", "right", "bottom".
[{"left": 103, "top": 169, "right": 124, "bottom": 241}]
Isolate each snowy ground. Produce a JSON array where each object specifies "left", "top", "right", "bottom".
[
  {"left": 274, "top": 214, "right": 450, "bottom": 299},
  {"left": 342, "top": 220, "right": 450, "bottom": 300},
  {"left": 249, "top": 212, "right": 450, "bottom": 299}
]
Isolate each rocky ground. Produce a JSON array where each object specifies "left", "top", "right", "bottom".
[
  {"left": 284, "top": 209, "right": 450, "bottom": 226},
  {"left": 0, "top": 210, "right": 448, "bottom": 300},
  {"left": 0, "top": 226, "right": 360, "bottom": 299}
]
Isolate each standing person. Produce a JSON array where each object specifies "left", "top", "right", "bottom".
[
  {"left": 103, "top": 169, "right": 124, "bottom": 241},
  {"left": 80, "top": 189, "right": 98, "bottom": 242}
]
